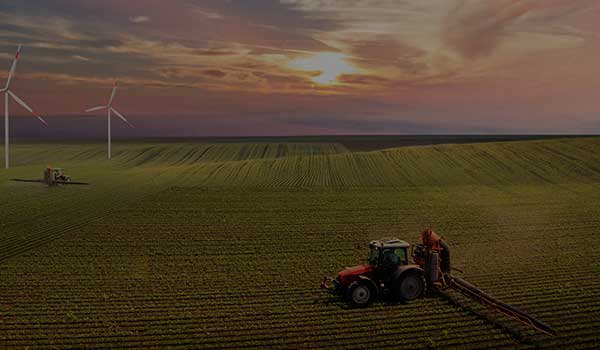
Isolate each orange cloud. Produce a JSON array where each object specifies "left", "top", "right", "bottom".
[
  {"left": 444, "top": 0, "right": 536, "bottom": 59},
  {"left": 444, "top": 0, "right": 596, "bottom": 59}
]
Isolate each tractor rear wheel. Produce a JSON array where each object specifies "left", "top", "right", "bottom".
[
  {"left": 347, "top": 280, "right": 374, "bottom": 307},
  {"left": 395, "top": 272, "right": 425, "bottom": 301}
]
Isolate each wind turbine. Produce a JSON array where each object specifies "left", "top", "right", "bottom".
[
  {"left": 84, "top": 81, "right": 134, "bottom": 159},
  {"left": 1, "top": 45, "right": 48, "bottom": 169}
]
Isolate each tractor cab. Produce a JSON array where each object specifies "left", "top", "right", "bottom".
[
  {"left": 51, "top": 168, "right": 63, "bottom": 179},
  {"left": 43, "top": 167, "right": 71, "bottom": 185},
  {"left": 368, "top": 239, "right": 410, "bottom": 270}
]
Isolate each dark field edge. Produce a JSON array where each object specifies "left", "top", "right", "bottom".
[{"left": 11, "top": 135, "right": 599, "bottom": 152}]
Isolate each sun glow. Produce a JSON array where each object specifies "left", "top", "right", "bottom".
[{"left": 288, "top": 52, "right": 358, "bottom": 85}]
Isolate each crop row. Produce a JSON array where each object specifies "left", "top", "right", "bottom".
[
  {"left": 2, "top": 139, "right": 600, "bottom": 349},
  {"left": 1, "top": 300, "right": 598, "bottom": 342}
]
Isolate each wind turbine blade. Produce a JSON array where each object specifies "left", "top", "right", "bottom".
[
  {"left": 7, "top": 90, "right": 32, "bottom": 112},
  {"left": 110, "top": 107, "right": 134, "bottom": 128},
  {"left": 85, "top": 106, "right": 107, "bottom": 112},
  {"left": 7, "top": 90, "right": 46, "bottom": 126},
  {"left": 108, "top": 81, "right": 117, "bottom": 106},
  {"left": 36, "top": 116, "right": 48, "bottom": 126},
  {"left": 4, "top": 45, "right": 21, "bottom": 90}
]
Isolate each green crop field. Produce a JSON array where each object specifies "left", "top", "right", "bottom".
[{"left": 1, "top": 137, "right": 600, "bottom": 349}]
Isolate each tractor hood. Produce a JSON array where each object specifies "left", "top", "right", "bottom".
[{"left": 337, "top": 264, "right": 373, "bottom": 286}]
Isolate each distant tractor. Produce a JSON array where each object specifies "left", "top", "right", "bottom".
[
  {"left": 12, "top": 167, "right": 89, "bottom": 186},
  {"left": 322, "top": 229, "right": 557, "bottom": 336},
  {"left": 44, "top": 168, "right": 71, "bottom": 184}
]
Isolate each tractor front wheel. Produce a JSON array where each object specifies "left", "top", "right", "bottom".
[
  {"left": 347, "top": 281, "right": 374, "bottom": 307},
  {"left": 395, "top": 272, "right": 425, "bottom": 302}
]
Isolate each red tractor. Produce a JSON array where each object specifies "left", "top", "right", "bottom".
[
  {"left": 321, "top": 229, "right": 556, "bottom": 336},
  {"left": 322, "top": 231, "right": 449, "bottom": 307}
]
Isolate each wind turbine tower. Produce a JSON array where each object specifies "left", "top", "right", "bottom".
[
  {"left": 1, "top": 45, "right": 48, "bottom": 169},
  {"left": 84, "top": 81, "right": 134, "bottom": 159}
]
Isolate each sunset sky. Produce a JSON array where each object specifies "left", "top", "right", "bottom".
[{"left": 1, "top": 0, "right": 599, "bottom": 136}]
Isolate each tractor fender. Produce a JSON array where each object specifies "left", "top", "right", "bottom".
[
  {"left": 356, "top": 275, "right": 379, "bottom": 297},
  {"left": 392, "top": 265, "right": 425, "bottom": 284}
]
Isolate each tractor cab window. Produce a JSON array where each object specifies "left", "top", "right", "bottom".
[
  {"left": 382, "top": 248, "right": 408, "bottom": 269},
  {"left": 382, "top": 249, "right": 400, "bottom": 268},
  {"left": 368, "top": 246, "right": 380, "bottom": 265},
  {"left": 395, "top": 248, "right": 407, "bottom": 265}
]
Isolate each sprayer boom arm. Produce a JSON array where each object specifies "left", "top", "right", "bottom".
[
  {"left": 448, "top": 276, "right": 557, "bottom": 336},
  {"left": 54, "top": 180, "right": 89, "bottom": 185},
  {"left": 11, "top": 179, "right": 45, "bottom": 183}
]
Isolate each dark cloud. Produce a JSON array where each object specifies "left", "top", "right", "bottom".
[
  {"left": 203, "top": 69, "right": 226, "bottom": 78},
  {"left": 155, "top": 67, "right": 198, "bottom": 81},
  {"left": 200, "top": 0, "right": 340, "bottom": 32},
  {"left": 349, "top": 35, "right": 425, "bottom": 65},
  {"left": 1, "top": 0, "right": 337, "bottom": 53},
  {"left": 337, "top": 74, "right": 394, "bottom": 87},
  {"left": 346, "top": 35, "right": 429, "bottom": 78},
  {"left": 251, "top": 71, "right": 308, "bottom": 85},
  {"left": 75, "top": 38, "right": 124, "bottom": 49},
  {"left": 189, "top": 49, "right": 238, "bottom": 56}
]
